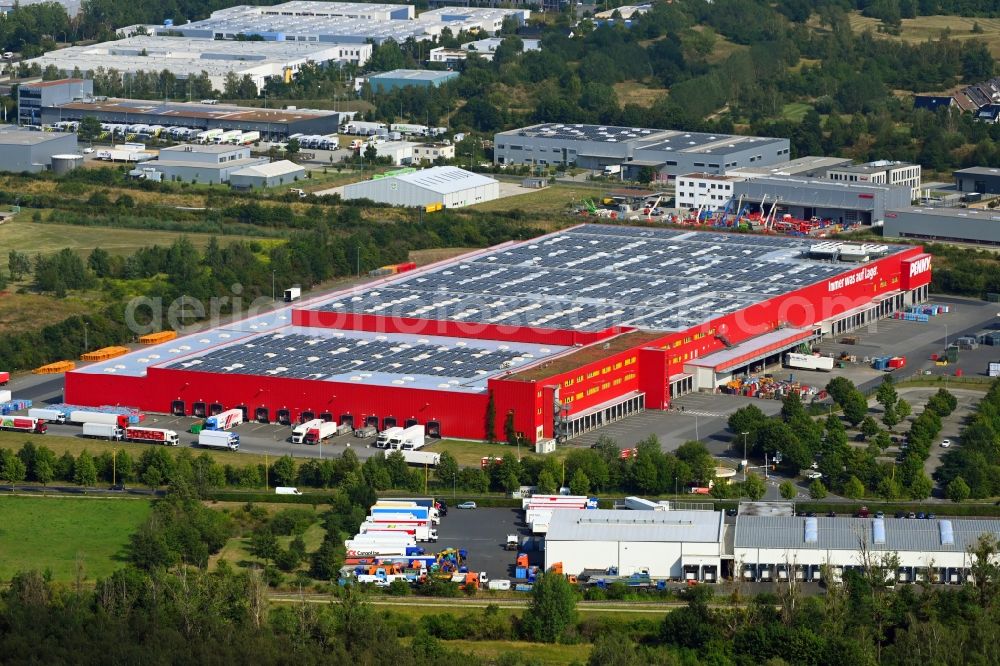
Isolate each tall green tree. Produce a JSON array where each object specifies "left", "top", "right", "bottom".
[
  {"left": 74, "top": 451, "right": 97, "bottom": 487},
  {"left": 522, "top": 573, "right": 578, "bottom": 643}
]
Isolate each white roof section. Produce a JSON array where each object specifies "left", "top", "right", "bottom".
[
  {"left": 546, "top": 509, "right": 724, "bottom": 543},
  {"left": 25, "top": 35, "right": 364, "bottom": 80},
  {"left": 230, "top": 160, "right": 304, "bottom": 178},
  {"left": 736, "top": 516, "right": 1000, "bottom": 553},
  {"left": 391, "top": 166, "right": 498, "bottom": 195}
]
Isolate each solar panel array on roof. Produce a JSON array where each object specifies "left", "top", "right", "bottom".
[
  {"left": 311, "top": 225, "right": 898, "bottom": 332},
  {"left": 162, "top": 330, "right": 545, "bottom": 386}
]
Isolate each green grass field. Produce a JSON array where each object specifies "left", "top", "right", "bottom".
[
  {"left": 439, "top": 639, "right": 590, "bottom": 664},
  {"left": 469, "top": 183, "right": 600, "bottom": 215},
  {"left": 782, "top": 102, "right": 813, "bottom": 121},
  {"left": 0, "top": 495, "right": 152, "bottom": 581},
  {"left": 0, "top": 218, "right": 274, "bottom": 256},
  {"left": 424, "top": 439, "right": 571, "bottom": 468}
]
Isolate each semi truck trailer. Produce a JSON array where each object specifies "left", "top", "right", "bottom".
[
  {"left": 358, "top": 522, "right": 438, "bottom": 542},
  {"left": 28, "top": 408, "right": 66, "bottom": 423},
  {"left": 376, "top": 425, "right": 426, "bottom": 450},
  {"left": 205, "top": 409, "right": 243, "bottom": 431},
  {"left": 69, "top": 411, "right": 129, "bottom": 427},
  {"left": 784, "top": 352, "right": 834, "bottom": 372},
  {"left": 125, "top": 427, "right": 179, "bottom": 446},
  {"left": 304, "top": 420, "right": 338, "bottom": 445},
  {"left": 291, "top": 419, "right": 324, "bottom": 444},
  {"left": 391, "top": 449, "right": 440, "bottom": 466}
]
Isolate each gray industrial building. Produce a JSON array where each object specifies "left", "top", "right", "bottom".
[
  {"left": 229, "top": 160, "right": 305, "bottom": 189},
  {"left": 38, "top": 91, "right": 342, "bottom": 140},
  {"left": 144, "top": 144, "right": 268, "bottom": 184},
  {"left": 883, "top": 206, "right": 1000, "bottom": 245},
  {"left": 954, "top": 167, "right": 1000, "bottom": 195},
  {"left": 731, "top": 176, "right": 911, "bottom": 226},
  {"left": 18, "top": 78, "right": 93, "bottom": 126},
  {"left": 493, "top": 123, "right": 790, "bottom": 179},
  {"left": 0, "top": 127, "right": 78, "bottom": 173}
]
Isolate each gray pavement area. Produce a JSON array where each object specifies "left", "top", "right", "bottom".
[{"left": 435, "top": 507, "right": 541, "bottom": 581}]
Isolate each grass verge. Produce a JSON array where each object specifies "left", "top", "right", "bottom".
[
  {"left": 0, "top": 495, "right": 151, "bottom": 581},
  {"left": 439, "top": 639, "right": 590, "bottom": 664}
]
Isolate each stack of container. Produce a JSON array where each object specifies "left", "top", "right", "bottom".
[
  {"left": 894, "top": 311, "right": 930, "bottom": 322},
  {"left": 887, "top": 356, "right": 906, "bottom": 369},
  {"left": 0, "top": 398, "right": 32, "bottom": 414},
  {"left": 367, "top": 262, "right": 419, "bottom": 278},
  {"left": 46, "top": 403, "right": 144, "bottom": 423},
  {"left": 32, "top": 360, "right": 75, "bottom": 374},
  {"left": 81, "top": 346, "right": 129, "bottom": 361},
  {"left": 138, "top": 331, "right": 177, "bottom": 345}
]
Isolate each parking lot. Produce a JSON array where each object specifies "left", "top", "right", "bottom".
[{"left": 435, "top": 507, "right": 542, "bottom": 581}]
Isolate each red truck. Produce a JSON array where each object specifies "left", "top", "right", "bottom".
[
  {"left": 125, "top": 427, "right": 179, "bottom": 446},
  {"left": 0, "top": 416, "right": 46, "bottom": 434},
  {"left": 0, "top": 371, "right": 9, "bottom": 386}
]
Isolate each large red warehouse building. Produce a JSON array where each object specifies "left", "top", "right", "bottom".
[{"left": 66, "top": 224, "right": 932, "bottom": 443}]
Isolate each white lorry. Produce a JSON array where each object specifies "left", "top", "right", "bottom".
[
  {"left": 82, "top": 422, "right": 123, "bottom": 440},
  {"left": 69, "top": 411, "right": 129, "bottom": 427},
  {"left": 784, "top": 352, "right": 834, "bottom": 372},
  {"left": 291, "top": 419, "right": 324, "bottom": 444},
  {"left": 303, "top": 420, "right": 338, "bottom": 445},
  {"left": 392, "top": 449, "right": 440, "bottom": 466},
  {"left": 275, "top": 487, "right": 302, "bottom": 495},
  {"left": 205, "top": 408, "right": 243, "bottom": 431},
  {"left": 28, "top": 408, "right": 66, "bottom": 424},
  {"left": 375, "top": 426, "right": 403, "bottom": 449},
  {"left": 284, "top": 286, "right": 301, "bottom": 302},
  {"left": 377, "top": 425, "right": 426, "bottom": 450},
  {"left": 624, "top": 496, "right": 668, "bottom": 511},
  {"left": 198, "top": 430, "right": 240, "bottom": 451}
]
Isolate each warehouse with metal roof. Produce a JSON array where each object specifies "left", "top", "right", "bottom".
[
  {"left": 65, "top": 224, "right": 932, "bottom": 444},
  {"left": 341, "top": 166, "right": 499, "bottom": 208},
  {"left": 229, "top": 160, "right": 305, "bottom": 190},
  {"left": 493, "top": 122, "right": 790, "bottom": 179},
  {"left": 544, "top": 509, "right": 726, "bottom": 580},
  {"left": 735, "top": 515, "right": 1000, "bottom": 585}
]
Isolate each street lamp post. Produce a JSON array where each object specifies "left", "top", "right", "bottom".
[
  {"left": 741, "top": 431, "right": 749, "bottom": 482},
  {"left": 271, "top": 270, "right": 276, "bottom": 302}
]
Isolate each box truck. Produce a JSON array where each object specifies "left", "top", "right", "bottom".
[
  {"left": 0, "top": 416, "right": 46, "bottom": 434},
  {"left": 292, "top": 418, "right": 324, "bottom": 444},
  {"left": 522, "top": 495, "right": 599, "bottom": 510},
  {"left": 125, "top": 427, "right": 179, "bottom": 446},
  {"left": 284, "top": 287, "right": 301, "bottom": 302},
  {"left": 373, "top": 500, "right": 440, "bottom": 522},
  {"left": 29, "top": 407, "right": 66, "bottom": 424},
  {"left": 784, "top": 352, "right": 834, "bottom": 372},
  {"left": 0, "top": 389, "right": 10, "bottom": 403},
  {"left": 304, "top": 420, "right": 338, "bottom": 445},
  {"left": 69, "top": 411, "right": 130, "bottom": 427},
  {"left": 0, "top": 371, "right": 8, "bottom": 386},
  {"left": 205, "top": 408, "right": 243, "bottom": 431},
  {"left": 82, "top": 422, "right": 123, "bottom": 440},
  {"left": 199, "top": 430, "right": 239, "bottom": 451}
]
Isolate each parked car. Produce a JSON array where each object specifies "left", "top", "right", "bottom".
[
  {"left": 917, "top": 512, "right": 927, "bottom": 519},
  {"left": 907, "top": 512, "right": 917, "bottom": 519},
  {"left": 940, "top": 439, "right": 952, "bottom": 448},
  {"left": 927, "top": 513, "right": 936, "bottom": 519},
  {"left": 805, "top": 471, "right": 823, "bottom": 480},
  {"left": 875, "top": 511, "right": 885, "bottom": 519},
  {"left": 457, "top": 501, "right": 477, "bottom": 510},
  {"left": 895, "top": 511, "right": 905, "bottom": 519}
]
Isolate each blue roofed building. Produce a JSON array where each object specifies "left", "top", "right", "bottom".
[{"left": 367, "top": 69, "right": 460, "bottom": 93}]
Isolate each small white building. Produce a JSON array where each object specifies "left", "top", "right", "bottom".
[
  {"left": 412, "top": 143, "right": 456, "bottom": 163},
  {"left": 430, "top": 37, "right": 540, "bottom": 63},
  {"left": 544, "top": 509, "right": 725, "bottom": 581},
  {"left": 735, "top": 515, "right": 1000, "bottom": 584},
  {"left": 827, "top": 160, "right": 921, "bottom": 201},
  {"left": 675, "top": 172, "right": 746, "bottom": 212},
  {"left": 367, "top": 140, "right": 418, "bottom": 166},
  {"left": 342, "top": 166, "right": 499, "bottom": 208},
  {"left": 229, "top": 160, "right": 306, "bottom": 189}
]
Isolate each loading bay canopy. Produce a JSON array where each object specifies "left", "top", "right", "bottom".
[{"left": 685, "top": 328, "right": 814, "bottom": 373}]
